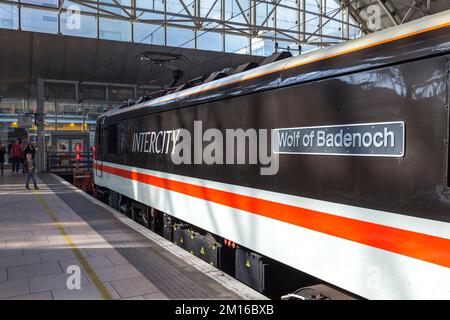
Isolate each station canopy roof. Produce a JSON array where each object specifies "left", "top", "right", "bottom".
[
  {"left": 1, "top": 1, "right": 449, "bottom": 103},
  {"left": 0, "top": 28, "right": 263, "bottom": 103}
]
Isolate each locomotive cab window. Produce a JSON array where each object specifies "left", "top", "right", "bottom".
[
  {"left": 107, "top": 123, "right": 118, "bottom": 156},
  {"left": 95, "top": 122, "right": 102, "bottom": 156}
]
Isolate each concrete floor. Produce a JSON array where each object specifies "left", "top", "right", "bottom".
[{"left": 0, "top": 170, "right": 259, "bottom": 300}]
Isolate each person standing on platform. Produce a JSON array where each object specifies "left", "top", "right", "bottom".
[
  {"left": 0, "top": 143, "right": 5, "bottom": 176},
  {"left": 10, "top": 139, "right": 22, "bottom": 173},
  {"left": 21, "top": 137, "right": 29, "bottom": 173},
  {"left": 24, "top": 143, "right": 36, "bottom": 159},
  {"left": 24, "top": 153, "right": 38, "bottom": 190}
]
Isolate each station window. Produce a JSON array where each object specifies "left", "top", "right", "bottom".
[
  {"left": 21, "top": 7, "right": 58, "bottom": 34},
  {"left": 166, "top": 27, "right": 194, "bottom": 48},
  {"left": 133, "top": 22, "right": 164, "bottom": 45},
  {"left": 0, "top": 4, "right": 19, "bottom": 30},
  {"left": 107, "top": 123, "right": 118, "bottom": 156},
  {"left": 197, "top": 31, "right": 223, "bottom": 52},
  {"left": 99, "top": 17, "right": 131, "bottom": 42},
  {"left": 225, "top": 34, "right": 249, "bottom": 54}
]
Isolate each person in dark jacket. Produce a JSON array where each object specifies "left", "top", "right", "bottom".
[
  {"left": 24, "top": 153, "right": 39, "bottom": 190},
  {"left": 7, "top": 142, "right": 12, "bottom": 169},
  {"left": 21, "top": 137, "right": 28, "bottom": 173},
  {"left": 0, "top": 143, "right": 5, "bottom": 176},
  {"left": 24, "top": 143, "right": 36, "bottom": 159}
]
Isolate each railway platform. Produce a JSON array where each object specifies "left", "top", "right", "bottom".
[{"left": 0, "top": 171, "right": 266, "bottom": 300}]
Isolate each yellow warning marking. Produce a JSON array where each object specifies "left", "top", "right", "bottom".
[
  {"left": 33, "top": 190, "right": 113, "bottom": 300},
  {"left": 200, "top": 246, "right": 205, "bottom": 255},
  {"left": 246, "top": 259, "right": 250, "bottom": 268}
]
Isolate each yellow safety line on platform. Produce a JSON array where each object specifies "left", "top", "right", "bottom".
[{"left": 33, "top": 190, "right": 113, "bottom": 300}]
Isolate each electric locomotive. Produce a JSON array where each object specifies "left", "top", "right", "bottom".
[{"left": 93, "top": 10, "right": 450, "bottom": 299}]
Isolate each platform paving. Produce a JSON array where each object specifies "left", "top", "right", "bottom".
[{"left": 0, "top": 171, "right": 248, "bottom": 300}]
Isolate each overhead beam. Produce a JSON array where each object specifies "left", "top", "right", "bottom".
[
  {"left": 376, "top": 0, "right": 398, "bottom": 26},
  {"left": 36, "top": 77, "right": 45, "bottom": 172},
  {"left": 339, "top": 0, "right": 372, "bottom": 34}
]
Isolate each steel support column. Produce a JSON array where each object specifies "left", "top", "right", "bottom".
[{"left": 36, "top": 77, "right": 46, "bottom": 172}]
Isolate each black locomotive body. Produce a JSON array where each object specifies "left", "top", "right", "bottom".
[{"left": 94, "top": 11, "right": 450, "bottom": 299}]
